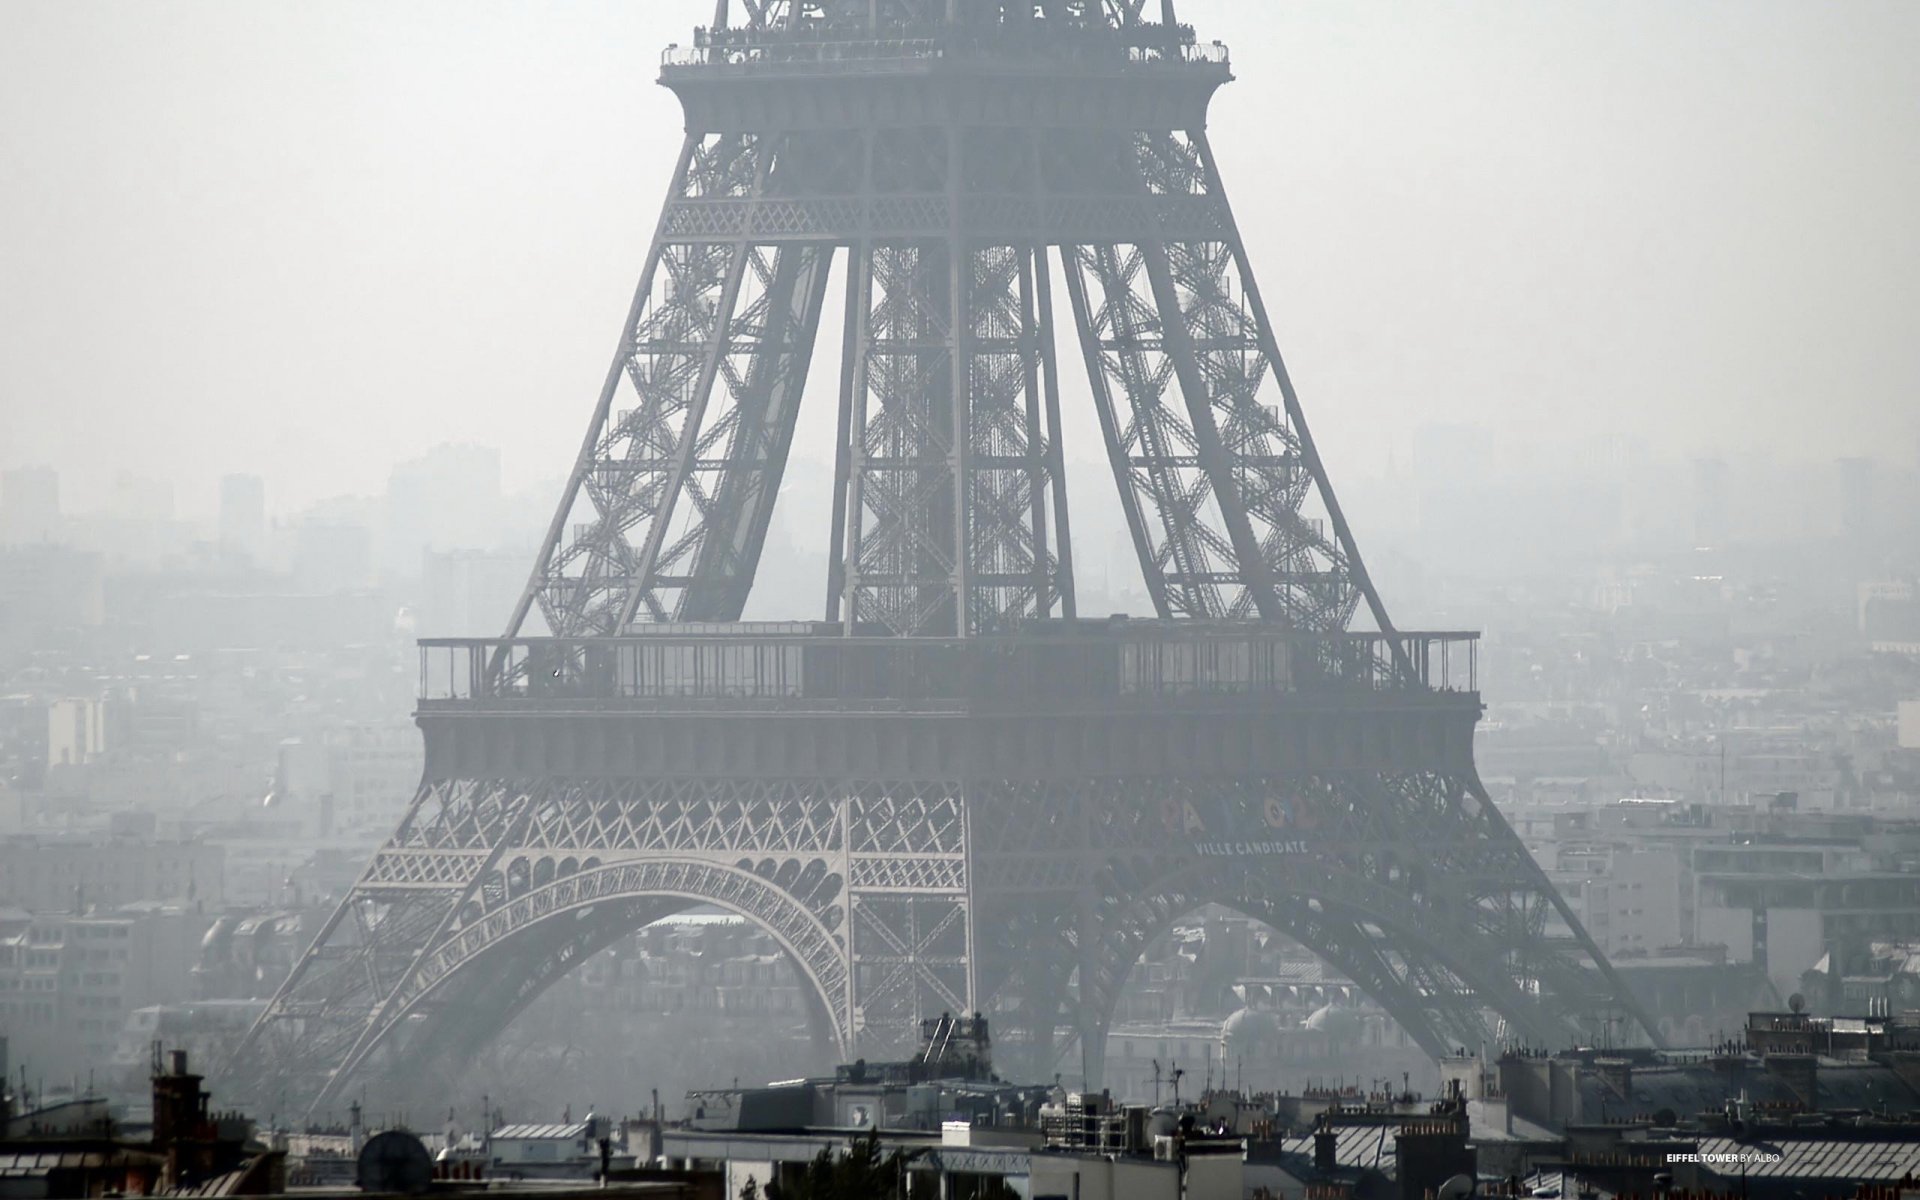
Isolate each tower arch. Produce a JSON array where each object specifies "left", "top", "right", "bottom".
[{"left": 316, "top": 857, "right": 850, "bottom": 1112}]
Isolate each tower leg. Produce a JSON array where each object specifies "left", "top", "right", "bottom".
[
  {"left": 833, "top": 239, "right": 1071, "bottom": 636},
  {"left": 1062, "top": 129, "right": 1366, "bottom": 631},
  {"left": 830, "top": 123, "right": 1070, "bottom": 637},
  {"left": 506, "top": 132, "right": 833, "bottom": 640},
  {"left": 836, "top": 242, "right": 963, "bottom": 636},
  {"left": 675, "top": 243, "right": 835, "bottom": 621}
]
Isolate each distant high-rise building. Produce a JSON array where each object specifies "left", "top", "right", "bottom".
[
  {"left": 384, "top": 444, "right": 505, "bottom": 579},
  {"left": 0, "top": 546, "right": 106, "bottom": 658},
  {"left": 1860, "top": 580, "right": 1920, "bottom": 644},
  {"left": 422, "top": 549, "right": 529, "bottom": 637},
  {"left": 1838, "top": 456, "right": 1875, "bottom": 541},
  {"left": 1414, "top": 423, "right": 1492, "bottom": 483},
  {"left": 292, "top": 522, "right": 373, "bottom": 593},
  {"left": 111, "top": 471, "right": 174, "bottom": 521},
  {"left": 1691, "top": 457, "right": 1728, "bottom": 548},
  {"left": 47, "top": 696, "right": 107, "bottom": 769},
  {"left": 1412, "top": 423, "right": 1492, "bottom": 550},
  {"left": 0, "top": 466, "right": 60, "bottom": 544},
  {"left": 218, "top": 473, "right": 267, "bottom": 561},
  {"left": 1899, "top": 701, "right": 1920, "bottom": 751}
]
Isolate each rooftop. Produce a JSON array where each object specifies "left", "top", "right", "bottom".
[
  {"left": 1692, "top": 1134, "right": 1920, "bottom": 1182},
  {"left": 491, "top": 1122, "right": 593, "bottom": 1142}
]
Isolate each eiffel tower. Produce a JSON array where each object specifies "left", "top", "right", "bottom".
[{"left": 228, "top": 0, "right": 1658, "bottom": 1112}]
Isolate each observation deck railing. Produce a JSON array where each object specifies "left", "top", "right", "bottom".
[
  {"left": 418, "top": 625, "right": 1476, "bottom": 709},
  {"left": 660, "top": 34, "right": 1229, "bottom": 74}
]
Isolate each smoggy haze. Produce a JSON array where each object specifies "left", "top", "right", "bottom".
[{"left": 2, "top": 0, "right": 1916, "bottom": 516}]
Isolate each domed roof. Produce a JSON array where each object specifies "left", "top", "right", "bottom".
[
  {"left": 199, "top": 916, "right": 235, "bottom": 953},
  {"left": 1220, "top": 1007, "right": 1280, "bottom": 1049},
  {"left": 1305, "top": 1003, "right": 1360, "bottom": 1039}
]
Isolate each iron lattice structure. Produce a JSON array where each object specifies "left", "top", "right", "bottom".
[{"left": 228, "top": 0, "right": 1660, "bottom": 1113}]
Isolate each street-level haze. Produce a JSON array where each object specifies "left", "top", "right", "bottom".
[{"left": 1, "top": 0, "right": 1916, "bottom": 518}]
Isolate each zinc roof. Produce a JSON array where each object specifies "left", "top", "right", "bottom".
[
  {"left": 1692, "top": 1136, "right": 1920, "bottom": 1181},
  {"left": 492, "top": 1121, "right": 591, "bottom": 1141}
]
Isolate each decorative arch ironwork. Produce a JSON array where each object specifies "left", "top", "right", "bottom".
[{"left": 312, "top": 857, "right": 851, "bottom": 1111}]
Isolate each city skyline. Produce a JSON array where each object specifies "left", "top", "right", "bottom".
[{"left": 1, "top": 6, "right": 1919, "bottom": 1193}]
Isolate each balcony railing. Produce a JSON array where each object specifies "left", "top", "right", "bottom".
[
  {"left": 418, "top": 624, "right": 1476, "bottom": 709},
  {"left": 659, "top": 34, "right": 1228, "bottom": 74}
]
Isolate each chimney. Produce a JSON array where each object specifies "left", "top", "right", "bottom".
[
  {"left": 151, "top": 1049, "right": 206, "bottom": 1147},
  {"left": 1710, "top": 1052, "right": 1746, "bottom": 1082},
  {"left": 1438, "top": 1054, "right": 1482, "bottom": 1101},
  {"left": 1763, "top": 1053, "right": 1818, "bottom": 1110},
  {"left": 1394, "top": 1117, "right": 1475, "bottom": 1200},
  {"left": 1313, "top": 1122, "right": 1338, "bottom": 1173},
  {"left": 1823, "top": 936, "right": 1846, "bottom": 1013},
  {"left": 151, "top": 1047, "right": 219, "bottom": 1191},
  {"left": 1886, "top": 1052, "right": 1920, "bottom": 1094},
  {"left": 1593, "top": 1058, "right": 1632, "bottom": 1101},
  {"left": 1479, "top": 1093, "right": 1512, "bottom": 1137}
]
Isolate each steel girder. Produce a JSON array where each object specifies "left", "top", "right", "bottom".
[
  {"left": 963, "top": 767, "right": 1660, "bottom": 1075},
  {"left": 1061, "top": 129, "right": 1378, "bottom": 630},
  {"left": 367, "top": 895, "right": 694, "bottom": 1099},
  {"left": 830, "top": 235, "right": 1072, "bottom": 636},
  {"left": 328, "top": 858, "right": 849, "bottom": 1099},
  {"left": 505, "top": 133, "right": 833, "bottom": 640},
  {"left": 736, "top": 2, "right": 1150, "bottom": 31},
  {"left": 509, "top": 120, "right": 1378, "bottom": 640},
  {"left": 226, "top": 775, "right": 979, "bottom": 1112},
  {"left": 228, "top": 761, "right": 1654, "bottom": 1113}
]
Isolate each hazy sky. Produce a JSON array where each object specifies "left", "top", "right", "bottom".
[{"left": 2, "top": 0, "right": 1916, "bottom": 518}]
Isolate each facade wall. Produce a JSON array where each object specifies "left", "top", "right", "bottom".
[
  {"left": 0, "top": 906, "right": 212, "bottom": 1085},
  {"left": 1579, "top": 846, "right": 1685, "bottom": 956},
  {"left": 0, "top": 840, "right": 224, "bottom": 910},
  {"left": 1696, "top": 905, "right": 1824, "bottom": 996},
  {"left": 47, "top": 697, "right": 107, "bottom": 768}
]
